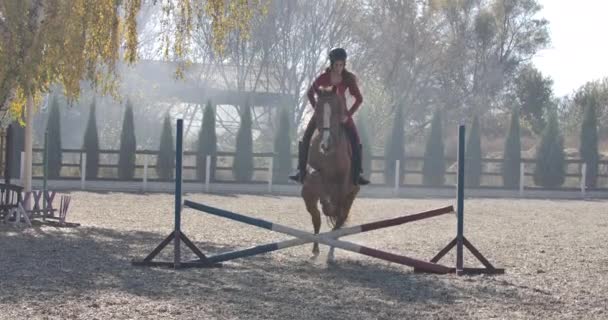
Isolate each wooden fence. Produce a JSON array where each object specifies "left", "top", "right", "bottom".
[{"left": 10, "top": 148, "right": 608, "bottom": 192}]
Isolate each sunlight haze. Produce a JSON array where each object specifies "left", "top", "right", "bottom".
[{"left": 533, "top": 0, "right": 608, "bottom": 96}]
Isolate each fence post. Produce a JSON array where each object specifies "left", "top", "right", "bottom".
[
  {"left": 143, "top": 154, "right": 148, "bottom": 192},
  {"left": 456, "top": 125, "right": 465, "bottom": 275},
  {"left": 81, "top": 153, "right": 87, "bottom": 190},
  {"left": 519, "top": 162, "right": 525, "bottom": 197},
  {"left": 394, "top": 160, "right": 400, "bottom": 195},
  {"left": 43, "top": 130, "right": 48, "bottom": 210},
  {"left": 20, "top": 151, "right": 30, "bottom": 210},
  {"left": 455, "top": 152, "right": 459, "bottom": 209},
  {"left": 581, "top": 163, "right": 587, "bottom": 198},
  {"left": 20, "top": 151, "right": 24, "bottom": 184},
  {"left": 174, "top": 119, "right": 184, "bottom": 268},
  {"left": 268, "top": 157, "right": 273, "bottom": 193},
  {"left": 205, "top": 155, "right": 211, "bottom": 193}
]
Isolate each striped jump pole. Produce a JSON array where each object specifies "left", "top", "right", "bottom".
[{"left": 184, "top": 200, "right": 455, "bottom": 274}]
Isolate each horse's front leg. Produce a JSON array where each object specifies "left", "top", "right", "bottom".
[
  {"left": 302, "top": 176, "right": 321, "bottom": 257},
  {"left": 308, "top": 203, "right": 321, "bottom": 256},
  {"left": 327, "top": 205, "right": 343, "bottom": 264}
]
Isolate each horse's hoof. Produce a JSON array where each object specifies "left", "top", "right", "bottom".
[{"left": 327, "top": 251, "right": 336, "bottom": 264}]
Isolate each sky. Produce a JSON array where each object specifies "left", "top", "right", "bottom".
[{"left": 532, "top": 1, "right": 608, "bottom": 97}]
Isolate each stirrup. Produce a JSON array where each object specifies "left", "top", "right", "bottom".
[
  {"left": 357, "top": 175, "right": 370, "bottom": 185},
  {"left": 289, "top": 170, "right": 305, "bottom": 183}
]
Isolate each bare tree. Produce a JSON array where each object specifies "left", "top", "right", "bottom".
[
  {"left": 345, "top": 0, "right": 446, "bottom": 143},
  {"left": 182, "top": 0, "right": 354, "bottom": 149},
  {"left": 186, "top": 5, "right": 273, "bottom": 148},
  {"left": 435, "top": 0, "right": 550, "bottom": 119},
  {"left": 264, "top": 0, "right": 355, "bottom": 132},
  {"left": 344, "top": 0, "right": 549, "bottom": 143}
]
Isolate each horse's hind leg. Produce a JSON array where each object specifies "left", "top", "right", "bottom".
[
  {"left": 343, "top": 186, "right": 360, "bottom": 222},
  {"left": 302, "top": 179, "right": 321, "bottom": 256},
  {"left": 328, "top": 187, "right": 359, "bottom": 263}
]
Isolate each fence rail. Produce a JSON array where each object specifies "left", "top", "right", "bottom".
[{"left": 7, "top": 148, "right": 608, "bottom": 195}]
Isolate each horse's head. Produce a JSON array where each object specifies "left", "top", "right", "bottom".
[{"left": 313, "top": 85, "right": 345, "bottom": 154}]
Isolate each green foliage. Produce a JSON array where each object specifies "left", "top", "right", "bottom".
[
  {"left": 272, "top": 107, "right": 292, "bottom": 183},
  {"left": 574, "top": 81, "right": 604, "bottom": 189},
  {"left": 533, "top": 112, "right": 565, "bottom": 188},
  {"left": 233, "top": 105, "right": 254, "bottom": 182},
  {"left": 118, "top": 99, "right": 136, "bottom": 180},
  {"left": 46, "top": 96, "right": 62, "bottom": 179},
  {"left": 465, "top": 116, "right": 482, "bottom": 187},
  {"left": 156, "top": 114, "right": 175, "bottom": 180},
  {"left": 82, "top": 99, "right": 100, "bottom": 179},
  {"left": 1, "top": 1, "right": 260, "bottom": 119},
  {"left": 7, "top": 122, "right": 24, "bottom": 179},
  {"left": 515, "top": 65, "right": 555, "bottom": 134},
  {"left": 422, "top": 111, "right": 445, "bottom": 186},
  {"left": 384, "top": 106, "right": 405, "bottom": 184},
  {"left": 579, "top": 101, "right": 599, "bottom": 188},
  {"left": 196, "top": 100, "right": 218, "bottom": 182},
  {"left": 502, "top": 108, "right": 521, "bottom": 189}
]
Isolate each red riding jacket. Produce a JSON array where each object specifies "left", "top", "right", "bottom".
[{"left": 306, "top": 69, "right": 363, "bottom": 124}]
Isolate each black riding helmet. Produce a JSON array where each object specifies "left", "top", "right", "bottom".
[{"left": 329, "top": 48, "right": 347, "bottom": 64}]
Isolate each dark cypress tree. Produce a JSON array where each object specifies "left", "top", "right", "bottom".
[
  {"left": 8, "top": 122, "right": 25, "bottom": 179},
  {"left": 196, "top": 100, "right": 218, "bottom": 182},
  {"left": 502, "top": 108, "right": 521, "bottom": 189},
  {"left": 465, "top": 116, "right": 482, "bottom": 187},
  {"left": 384, "top": 106, "right": 405, "bottom": 185},
  {"left": 47, "top": 95, "right": 62, "bottom": 179},
  {"left": 272, "top": 107, "right": 292, "bottom": 183},
  {"left": 533, "top": 111, "right": 566, "bottom": 188},
  {"left": 233, "top": 105, "right": 254, "bottom": 182},
  {"left": 118, "top": 99, "right": 137, "bottom": 180},
  {"left": 156, "top": 114, "right": 174, "bottom": 180},
  {"left": 580, "top": 102, "right": 599, "bottom": 188},
  {"left": 357, "top": 111, "right": 373, "bottom": 180},
  {"left": 422, "top": 111, "right": 445, "bottom": 186},
  {"left": 82, "top": 99, "right": 100, "bottom": 179}
]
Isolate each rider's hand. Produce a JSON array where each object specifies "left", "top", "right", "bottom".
[{"left": 341, "top": 115, "right": 349, "bottom": 123}]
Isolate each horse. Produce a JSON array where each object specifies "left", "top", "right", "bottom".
[{"left": 301, "top": 85, "right": 360, "bottom": 263}]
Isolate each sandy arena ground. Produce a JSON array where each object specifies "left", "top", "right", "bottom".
[{"left": 1, "top": 192, "right": 607, "bottom": 319}]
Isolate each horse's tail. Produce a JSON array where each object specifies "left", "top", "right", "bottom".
[
  {"left": 325, "top": 187, "right": 350, "bottom": 229},
  {"left": 326, "top": 213, "right": 340, "bottom": 230},
  {"left": 327, "top": 206, "right": 350, "bottom": 229},
  {"left": 320, "top": 194, "right": 343, "bottom": 229}
]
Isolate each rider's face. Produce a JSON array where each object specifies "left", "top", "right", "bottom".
[{"left": 332, "top": 60, "right": 345, "bottom": 74}]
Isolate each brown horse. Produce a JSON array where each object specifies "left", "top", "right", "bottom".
[{"left": 301, "top": 85, "right": 360, "bottom": 262}]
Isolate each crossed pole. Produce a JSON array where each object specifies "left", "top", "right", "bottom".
[
  {"left": 133, "top": 119, "right": 503, "bottom": 275},
  {"left": 183, "top": 200, "right": 455, "bottom": 274}
]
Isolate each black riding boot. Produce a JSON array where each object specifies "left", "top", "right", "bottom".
[
  {"left": 352, "top": 143, "right": 370, "bottom": 186},
  {"left": 289, "top": 141, "right": 309, "bottom": 183}
]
